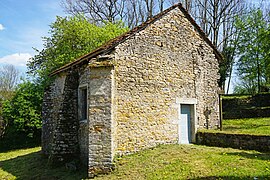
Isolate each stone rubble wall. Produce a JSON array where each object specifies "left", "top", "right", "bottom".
[
  {"left": 42, "top": 70, "right": 80, "bottom": 163},
  {"left": 88, "top": 66, "right": 114, "bottom": 177},
  {"left": 78, "top": 121, "right": 88, "bottom": 165},
  {"left": 42, "top": 74, "right": 66, "bottom": 156},
  {"left": 42, "top": 6, "right": 221, "bottom": 176},
  {"left": 113, "top": 8, "right": 220, "bottom": 155},
  {"left": 197, "top": 131, "right": 270, "bottom": 152},
  {"left": 42, "top": 64, "right": 114, "bottom": 172}
]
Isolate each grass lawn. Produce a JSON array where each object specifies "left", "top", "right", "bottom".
[
  {"left": 222, "top": 117, "right": 270, "bottom": 135},
  {"left": 0, "top": 145, "right": 269, "bottom": 179},
  {"left": 0, "top": 147, "right": 87, "bottom": 180}
]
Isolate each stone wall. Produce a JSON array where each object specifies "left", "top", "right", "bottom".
[
  {"left": 42, "top": 70, "right": 80, "bottom": 163},
  {"left": 42, "top": 74, "right": 66, "bottom": 156},
  {"left": 88, "top": 66, "right": 114, "bottom": 177},
  {"left": 42, "top": 63, "right": 114, "bottom": 173},
  {"left": 78, "top": 67, "right": 90, "bottom": 166},
  {"left": 42, "top": 5, "right": 221, "bottom": 176},
  {"left": 78, "top": 122, "right": 88, "bottom": 165},
  {"left": 197, "top": 131, "right": 270, "bottom": 152},
  {"left": 113, "top": 8, "right": 220, "bottom": 155}
]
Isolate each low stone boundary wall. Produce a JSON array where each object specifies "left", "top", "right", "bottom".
[{"left": 196, "top": 131, "right": 270, "bottom": 152}]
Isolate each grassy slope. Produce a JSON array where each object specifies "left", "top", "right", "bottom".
[
  {"left": 222, "top": 117, "right": 270, "bottom": 135},
  {"left": 1, "top": 145, "right": 269, "bottom": 180},
  {"left": 97, "top": 145, "right": 270, "bottom": 180},
  {"left": 0, "top": 147, "right": 86, "bottom": 180}
]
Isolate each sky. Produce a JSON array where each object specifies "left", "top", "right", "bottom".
[{"left": 0, "top": 0, "right": 65, "bottom": 75}]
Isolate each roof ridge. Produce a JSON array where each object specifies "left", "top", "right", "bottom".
[{"left": 50, "top": 3, "right": 222, "bottom": 76}]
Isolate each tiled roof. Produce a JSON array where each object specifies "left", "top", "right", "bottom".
[{"left": 50, "top": 3, "right": 222, "bottom": 76}]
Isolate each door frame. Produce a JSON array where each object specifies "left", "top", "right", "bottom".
[{"left": 176, "top": 98, "right": 197, "bottom": 144}]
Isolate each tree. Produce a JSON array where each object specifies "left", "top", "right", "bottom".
[
  {"left": 62, "top": 0, "right": 247, "bottom": 90},
  {"left": 0, "top": 64, "right": 20, "bottom": 138},
  {"left": 0, "top": 64, "right": 20, "bottom": 100},
  {"left": 222, "top": 24, "right": 243, "bottom": 94},
  {"left": 27, "top": 15, "right": 128, "bottom": 81},
  {"left": 62, "top": 0, "right": 125, "bottom": 24},
  {"left": 18, "top": 15, "right": 127, "bottom": 139},
  {"left": 2, "top": 81, "right": 43, "bottom": 138},
  {"left": 0, "top": 102, "right": 4, "bottom": 138},
  {"left": 63, "top": 0, "right": 245, "bottom": 49},
  {"left": 233, "top": 9, "right": 270, "bottom": 94},
  {"left": 62, "top": 0, "right": 175, "bottom": 28},
  {"left": 192, "top": 0, "right": 246, "bottom": 90}
]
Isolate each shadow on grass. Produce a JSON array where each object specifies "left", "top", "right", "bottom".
[
  {"left": 191, "top": 176, "right": 270, "bottom": 180},
  {"left": 0, "top": 142, "right": 39, "bottom": 153},
  {"left": 0, "top": 151, "right": 87, "bottom": 180},
  {"left": 0, "top": 132, "right": 41, "bottom": 153},
  {"left": 225, "top": 151, "right": 270, "bottom": 161}
]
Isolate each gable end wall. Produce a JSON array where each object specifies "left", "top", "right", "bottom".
[{"left": 113, "top": 7, "right": 220, "bottom": 155}]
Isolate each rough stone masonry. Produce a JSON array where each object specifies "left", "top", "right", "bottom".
[{"left": 42, "top": 3, "right": 221, "bottom": 177}]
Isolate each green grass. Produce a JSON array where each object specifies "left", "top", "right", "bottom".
[
  {"left": 222, "top": 117, "right": 270, "bottom": 135},
  {"left": 1, "top": 145, "right": 269, "bottom": 179},
  {"left": 96, "top": 145, "right": 270, "bottom": 180},
  {"left": 221, "top": 94, "right": 252, "bottom": 100},
  {"left": 0, "top": 147, "right": 87, "bottom": 180}
]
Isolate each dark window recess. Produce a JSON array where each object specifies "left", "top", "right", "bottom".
[{"left": 80, "top": 88, "right": 87, "bottom": 120}]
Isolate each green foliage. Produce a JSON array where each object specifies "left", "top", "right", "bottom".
[
  {"left": 0, "top": 101, "right": 4, "bottom": 138},
  {"left": 234, "top": 9, "right": 270, "bottom": 94},
  {"left": 219, "top": 46, "right": 235, "bottom": 88},
  {"left": 0, "top": 64, "right": 20, "bottom": 101},
  {"left": 0, "top": 130, "right": 40, "bottom": 152},
  {"left": 233, "top": 83, "right": 256, "bottom": 94},
  {"left": 0, "top": 15, "right": 128, "bottom": 149},
  {"left": 2, "top": 81, "right": 43, "bottom": 138},
  {"left": 27, "top": 15, "right": 128, "bottom": 81}
]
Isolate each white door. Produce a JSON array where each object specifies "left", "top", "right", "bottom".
[{"left": 179, "top": 105, "right": 191, "bottom": 144}]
